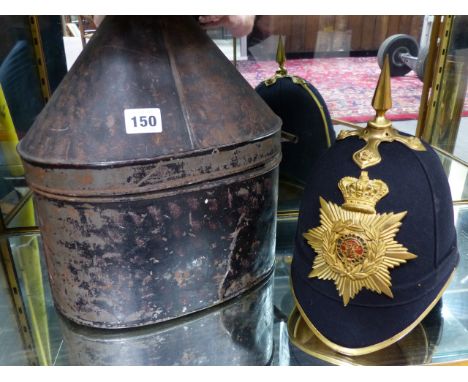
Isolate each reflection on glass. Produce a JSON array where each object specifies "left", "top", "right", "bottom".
[
  {"left": 58, "top": 276, "right": 274, "bottom": 366},
  {"left": 0, "top": 17, "right": 45, "bottom": 138},
  {"left": 0, "top": 17, "right": 41, "bottom": 226},
  {"left": 288, "top": 303, "right": 444, "bottom": 365},
  {"left": 0, "top": 251, "right": 29, "bottom": 365},
  {"left": 436, "top": 150, "right": 468, "bottom": 202},
  {"left": 9, "top": 235, "right": 52, "bottom": 365},
  {"left": 206, "top": 25, "right": 246, "bottom": 62},
  {"left": 423, "top": 15, "right": 468, "bottom": 162},
  {"left": 240, "top": 16, "right": 425, "bottom": 122}
]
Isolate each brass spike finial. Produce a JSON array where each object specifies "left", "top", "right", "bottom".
[
  {"left": 372, "top": 55, "right": 392, "bottom": 113},
  {"left": 276, "top": 35, "right": 287, "bottom": 76},
  {"left": 263, "top": 35, "right": 290, "bottom": 85},
  {"left": 337, "top": 55, "right": 426, "bottom": 169},
  {"left": 368, "top": 55, "right": 393, "bottom": 130}
]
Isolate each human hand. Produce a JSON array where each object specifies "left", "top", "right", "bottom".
[{"left": 198, "top": 15, "right": 255, "bottom": 38}]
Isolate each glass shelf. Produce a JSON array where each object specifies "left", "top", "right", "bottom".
[{"left": 0, "top": 149, "right": 467, "bottom": 366}]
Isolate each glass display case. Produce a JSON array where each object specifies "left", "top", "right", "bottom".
[
  {"left": 419, "top": 15, "right": 468, "bottom": 164},
  {"left": 0, "top": 15, "right": 468, "bottom": 366},
  {"left": 0, "top": 148, "right": 467, "bottom": 366}
]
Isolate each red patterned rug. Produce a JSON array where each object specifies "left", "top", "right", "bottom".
[{"left": 237, "top": 56, "right": 468, "bottom": 123}]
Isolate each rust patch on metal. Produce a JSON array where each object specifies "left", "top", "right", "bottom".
[{"left": 35, "top": 169, "right": 278, "bottom": 328}]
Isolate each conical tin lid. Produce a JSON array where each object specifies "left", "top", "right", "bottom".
[
  {"left": 17, "top": 16, "right": 281, "bottom": 196},
  {"left": 18, "top": 16, "right": 280, "bottom": 166}
]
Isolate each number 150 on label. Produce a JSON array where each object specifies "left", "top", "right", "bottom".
[{"left": 124, "top": 108, "right": 163, "bottom": 134}]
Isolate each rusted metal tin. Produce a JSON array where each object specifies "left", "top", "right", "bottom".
[
  {"left": 17, "top": 16, "right": 281, "bottom": 328},
  {"left": 58, "top": 275, "right": 274, "bottom": 366}
]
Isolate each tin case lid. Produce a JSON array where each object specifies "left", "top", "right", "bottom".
[
  {"left": 17, "top": 16, "right": 281, "bottom": 197},
  {"left": 18, "top": 16, "right": 280, "bottom": 167}
]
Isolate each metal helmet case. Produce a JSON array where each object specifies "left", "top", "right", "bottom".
[
  {"left": 289, "top": 57, "right": 459, "bottom": 356},
  {"left": 17, "top": 16, "right": 282, "bottom": 329}
]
